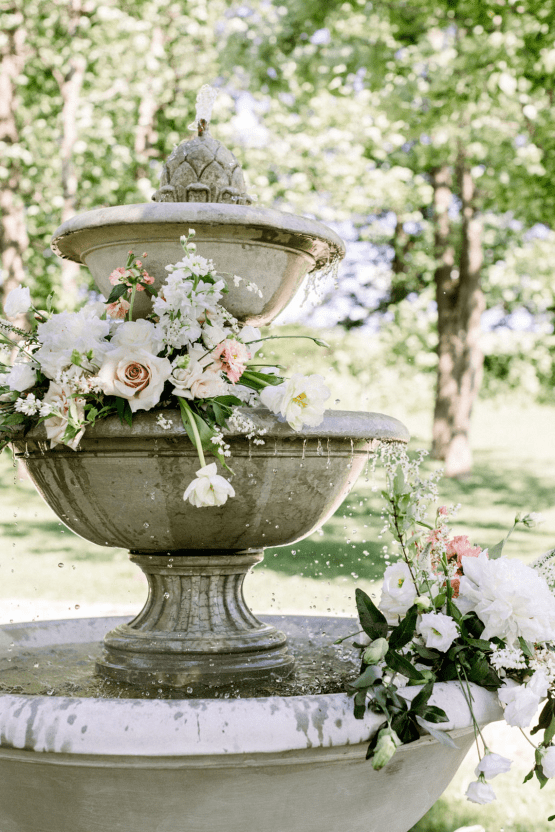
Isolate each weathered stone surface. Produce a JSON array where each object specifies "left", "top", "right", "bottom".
[
  {"left": 152, "top": 127, "right": 252, "bottom": 205},
  {"left": 51, "top": 202, "right": 345, "bottom": 324}
]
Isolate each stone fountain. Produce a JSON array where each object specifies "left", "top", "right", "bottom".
[{"left": 0, "top": 93, "right": 501, "bottom": 832}]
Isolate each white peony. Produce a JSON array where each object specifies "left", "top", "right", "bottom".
[
  {"left": 498, "top": 680, "right": 541, "bottom": 728},
  {"left": 457, "top": 552, "right": 555, "bottom": 645},
  {"left": 4, "top": 286, "right": 31, "bottom": 317},
  {"left": 35, "top": 306, "right": 111, "bottom": 380},
  {"left": 96, "top": 348, "right": 171, "bottom": 412},
  {"left": 110, "top": 319, "right": 162, "bottom": 355},
  {"left": 465, "top": 780, "right": 496, "bottom": 804},
  {"left": 379, "top": 562, "right": 417, "bottom": 621},
  {"left": 183, "top": 463, "right": 235, "bottom": 507},
  {"left": 5, "top": 363, "right": 37, "bottom": 392},
  {"left": 541, "top": 746, "right": 555, "bottom": 778},
  {"left": 475, "top": 753, "right": 512, "bottom": 779},
  {"left": 260, "top": 373, "right": 330, "bottom": 431},
  {"left": 418, "top": 612, "right": 459, "bottom": 652}
]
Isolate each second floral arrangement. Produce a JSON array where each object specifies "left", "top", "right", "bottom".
[{"left": 0, "top": 231, "right": 330, "bottom": 507}]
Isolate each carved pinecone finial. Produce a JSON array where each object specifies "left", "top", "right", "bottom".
[{"left": 152, "top": 85, "right": 252, "bottom": 205}]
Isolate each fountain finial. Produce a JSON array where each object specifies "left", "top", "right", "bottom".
[{"left": 152, "top": 84, "right": 252, "bottom": 205}]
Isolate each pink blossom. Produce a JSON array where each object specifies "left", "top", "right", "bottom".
[
  {"left": 106, "top": 298, "right": 130, "bottom": 319},
  {"left": 212, "top": 339, "right": 251, "bottom": 384},
  {"left": 142, "top": 272, "right": 154, "bottom": 284},
  {"left": 446, "top": 535, "right": 482, "bottom": 565},
  {"left": 438, "top": 505, "right": 449, "bottom": 516},
  {"left": 109, "top": 267, "right": 127, "bottom": 286}
]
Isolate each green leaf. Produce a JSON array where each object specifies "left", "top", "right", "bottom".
[
  {"left": 106, "top": 284, "right": 128, "bottom": 304},
  {"left": 465, "top": 638, "right": 492, "bottom": 651},
  {"left": 518, "top": 636, "right": 534, "bottom": 658},
  {"left": 239, "top": 370, "right": 284, "bottom": 391},
  {"left": 446, "top": 598, "right": 463, "bottom": 625},
  {"left": 419, "top": 705, "right": 449, "bottom": 724},
  {"left": 389, "top": 606, "right": 418, "bottom": 651},
  {"left": 355, "top": 588, "right": 388, "bottom": 640},
  {"left": 488, "top": 539, "right": 505, "bottom": 560},
  {"left": 413, "top": 643, "right": 439, "bottom": 661},
  {"left": 385, "top": 650, "right": 426, "bottom": 682},
  {"left": 351, "top": 666, "right": 382, "bottom": 689},
  {"left": 523, "top": 769, "right": 535, "bottom": 784},
  {"left": 391, "top": 711, "right": 420, "bottom": 744},
  {"left": 418, "top": 721, "right": 458, "bottom": 749},
  {"left": 531, "top": 700, "right": 555, "bottom": 735},
  {"left": 545, "top": 715, "right": 555, "bottom": 746},
  {"left": 408, "top": 682, "right": 433, "bottom": 714},
  {"left": 115, "top": 396, "right": 133, "bottom": 428},
  {"left": 353, "top": 689, "right": 367, "bottom": 720}
]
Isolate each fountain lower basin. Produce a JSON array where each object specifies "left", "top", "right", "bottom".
[{"left": 0, "top": 615, "right": 502, "bottom": 832}]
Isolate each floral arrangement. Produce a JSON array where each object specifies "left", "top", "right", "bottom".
[
  {"left": 0, "top": 231, "right": 330, "bottom": 507},
  {"left": 343, "top": 445, "right": 555, "bottom": 817}
]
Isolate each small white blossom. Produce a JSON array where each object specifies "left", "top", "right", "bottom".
[
  {"left": 465, "top": 780, "right": 496, "bottom": 804},
  {"left": 156, "top": 414, "right": 173, "bottom": 430},
  {"left": 541, "top": 746, "right": 555, "bottom": 778},
  {"left": 14, "top": 393, "right": 40, "bottom": 415}
]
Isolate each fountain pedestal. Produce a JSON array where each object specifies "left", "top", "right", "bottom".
[{"left": 96, "top": 550, "right": 294, "bottom": 687}]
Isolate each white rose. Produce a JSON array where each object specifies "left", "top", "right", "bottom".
[
  {"left": 418, "top": 612, "right": 459, "bottom": 652},
  {"left": 4, "top": 286, "right": 31, "bottom": 317},
  {"left": 458, "top": 552, "right": 555, "bottom": 645},
  {"left": 6, "top": 363, "right": 37, "bottom": 392},
  {"left": 498, "top": 681, "right": 540, "bottom": 728},
  {"left": 465, "top": 780, "right": 496, "bottom": 804},
  {"left": 171, "top": 362, "right": 227, "bottom": 401},
  {"left": 97, "top": 347, "right": 171, "bottom": 412},
  {"left": 475, "top": 752, "right": 512, "bottom": 779},
  {"left": 541, "top": 746, "right": 555, "bottom": 778},
  {"left": 110, "top": 319, "right": 162, "bottom": 355},
  {"left": 260, "top": 373, "right": 330, "bottom": 431},
  {"left": 379, "top": 562, "right": 417, "bottom": 621},
  {"left": 183, "top": 463, "right": 235, "bottom": 507},
  {"left": 41, "top": 382, "right": 85, "bottom": 450},
  {"left": 201, "top": 320, "right": 228, "bottom": 349}
]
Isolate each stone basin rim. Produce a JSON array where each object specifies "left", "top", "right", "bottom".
[
  {"left": 13, "top": 407, "right": 410, "bottom": 446},
  {"left": 0, "top": 616, "right": 502, "bottom": 757},
  {"left": 51, "top": 203, "right": 346, "bottom": 270}
]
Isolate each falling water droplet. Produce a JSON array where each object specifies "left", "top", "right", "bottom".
[{"left": 58, "top": 563, "right": 64, "bottom": 568}]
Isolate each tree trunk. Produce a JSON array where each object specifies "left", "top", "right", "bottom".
[
  {"left": 53, "top": 0, "right": 86, "bottom": 308},
  {"left": 0, "top": 9, "right": 29, "bottom": 325},
  {"left": 431, "top": 159, "right": 485, "bottom": 478}
]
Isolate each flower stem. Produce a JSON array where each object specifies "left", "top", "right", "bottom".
[
  {"left": 127, "top": 284, "right": 137, "bottom": 321},
  {"left": 178, "top": 398, "right": 206, "bottom": 468}
]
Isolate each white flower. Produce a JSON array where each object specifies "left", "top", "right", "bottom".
[
  {"left": 4, "top": 286, "right": 31, "bottom": 317},
  {"left": 260, "top": 373, "right": 330, "bottom": 431},
  {"left": 170, "top": 360, "right": 227, "bottom": 401},
  {"left": 457, "top": 551, "right": 555, "bottom": 645},
  {"left": 379, "top": 562, "right": 417, "bottom": 620},
  {"left": 498, "top": 681, "right": 541, "bottom": 728},
  {"left": 418, "top": 612, "right": 459, "bottom": 652},
  {"left": 5, "top": 362, "right": 37, "bottom": 392},
  {"left": 182, "top": 463, "right": 235, "bottom": 507},
  {"left": 239, "top": 325, "right": 262, "bottom": 356},
  {"left": 14, "top": 393, "right": 40, "bottom": 415},
  {"left": 110, "top": 319, "right": 162, "bottom": 355},
  {"left": 41, "top": 382, "right": 85, "bottom": 450},
  {"left": 465, "top": 780, "right": 496, "bottom": 804},
  {"left": 475, "top": 753, "right": 512, "bottom": 779},
  {"left": 541, "top": 746, "right": 555, "bottom": 778},
  {"left": 96, "top": 348, "right": 171, "bottom": 412},
  {"left": 201, "top": 320, "right": 228, "bottom": 349},
  {"left": 35, "top": 307, "right": 111, "bottom": 380}
]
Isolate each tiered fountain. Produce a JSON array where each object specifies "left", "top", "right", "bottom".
[{"left": 0, "top": 93, "right": 501, "bottom": 832}]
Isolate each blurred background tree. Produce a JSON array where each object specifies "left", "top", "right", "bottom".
[{"left": 1, "top": 0, "right": 554, "bottom": 474}]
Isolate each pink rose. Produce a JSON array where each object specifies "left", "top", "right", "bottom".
[
  {"left": 97, "top": 348, "right": 171, "bottom": 412},
  {"left": 212, "top": 339, "right": 251, "bottom": 384}
]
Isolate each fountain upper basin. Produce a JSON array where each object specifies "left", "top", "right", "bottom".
[
  {"left": 51, "top": 203, "right": 345, "bottom": 324},
  {"left": 13, "top": 407, "right": 409, "bottom": 552}
]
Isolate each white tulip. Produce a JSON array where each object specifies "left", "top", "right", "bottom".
[
  {"left": 183, "top": 463, "right": 235, "bottom": 507},
  {"left": 475, "top": 752, "right": 512, "bottom": 779}
]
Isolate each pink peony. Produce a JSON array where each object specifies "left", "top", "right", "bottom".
[{"left": 212, "top": 339, "right": 251, "bottom": 384}]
